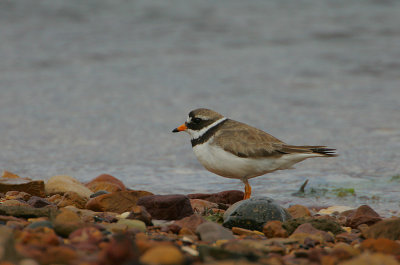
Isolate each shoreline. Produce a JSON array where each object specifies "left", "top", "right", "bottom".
[{"left": 0, "top": 172, "right": 399, "bottom": 265}]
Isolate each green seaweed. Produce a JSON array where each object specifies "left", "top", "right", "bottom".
[
  {"left": 390, "top": 174, "right": 400, "bottom": 182},
  {"left": 204, "top": 209, "right": 224, "bottom": 224},
  {"left": 332, "top": 187, "right": 355, "bottom": 197}
]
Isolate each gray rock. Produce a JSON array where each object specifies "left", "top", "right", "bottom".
[
  {"left": 196, "top": 221, "right": 235, "bottom": 242},
  {"left": 27, "top": 196, "right": 52, "bottom": 208},
  {"left": 223, "top": 196, "right": 291, "bottom": 231},
  {"left": 27, "top": 220, "right": 54, "bottom": 229}
]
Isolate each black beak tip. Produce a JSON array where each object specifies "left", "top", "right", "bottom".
[{"left": 172, "top": 128, "right": 179, "bottom": 133}]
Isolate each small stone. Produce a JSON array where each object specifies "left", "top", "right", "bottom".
[
  {"left": 90, "top": 190, "right": 109, "bottom": 198},
  {"left": 173, "top": 214, "right": 206, "bottom": 234},
  {"left": 179, "top": 227, "right": 197, "bottom": 236},
  {"left": 0, "top": 205, "right": 57, "bottom": 218},
  {"left": 163, "top": 223, "right": 181, "bottom": 234},
  {"left": 332, "top": 242, "right": 360, "bottom": 259},
  {"left": 103, "top": 222, "right": 131, "bottom": 234},
  {"left": 16, "top": 227, "right": 60, "bottom": 247},
  {"left": 287, "top": 205, "right": 311, "bottom": 219},
  {"left": 188, "top": 190, "right": 244, "bottom": 205},
  {"left": 85, "top": 174, "right": 127, "bottom": 193},
  {"left": 345, "top": 205, "right": 382, "bottom": 228},
  {"left": 47, "top": 194, "right": 63, "bottom": 205},
  {"left": 5, "top": 191, "right": 32, "bottom": 201},
  {"left": 57, "top": 191, "right": 88, "bottom": 209},
  {"left": 283, "top": 217, "right": 344, "bottom": 235},
  {"left": 310, "top": 217, "right": 344, "bottom": 235},
  {"left": 360, "top": 238, "right": 400, "bottom": 255},
  {"left": 196, "top": 221, "right": 235, "bottom": 242},
  {"left": 6, "top": 220, "right": 27, "bottom": 229},
  {"left": 291, "top": 223, "right": 334, "bottom": 243},
  {"left": 232, "top": 227, "right": 265, "bottom": 237},
  {"left": 27, "top": 220, "right": 53, "bottom": 229},
  {"left": 93, "top": 211, "right": 119, "bottom": 223},
  {"left": 0, "top": 178, "right": 45, "bottom": 197},
  {"left": 126, "top": 205, "right": 152, "bottom": 226},
  {"left": 118, "top": 212, "right": 131, "bottom": 218},
  {"left": 137, "top": 194, "right": 193, "bottom": 220},
  {"left": 181, "top": 245, "right": 199, "bottom": 257},
  {"left": 335, "top": 232, "right": 361, "bottom": 244},
  {"left": 318, "top": 206, "right": 354, "bottom": 215},
  {"left": 24, "top": 246, "right": 78, "bottom": 265},
  {"left": 27, "top": 196, "right": 52, "bottom": 208},
  {"left": 62, "top": 206, "right": 100, "bottom": 223},
  {"left": 140, "top": 245, "right": 184, "bottom": 265},
  {"left": 263, "top": 220, "right": 288, "bottom": 238},
  {"left": 338, "top": 252, "right": 400, "bottom": 265},
  {"left": 53, "top": 208, "right": 83, "bottom": 237},
  {"left": 223, "top": 239, "right": 286, "bottom": 257},
  {"left": 19, "top": 259, "right": 40, "bottom": 265},
  {"left": 190, "top": 199, "right": 219, "bottom": 214},
  {"left": 86, "top": 190, "right": 153, "bottom": 214},
  {"left": 99, "top": 234, "right": 139, "bottom": 264},
  {"left": 45, "top": 175, "right": 93, "bottom": 198},
  {"left": 16, "top": 227, "right": 78, "bottom": 264},
  {"left": 197, "top": 245, "right": 246, "bottom": 261},
  {"left": 363, "top": 218, "right": 400, "bottom": 240},
  {"left": 69, "top": 226, "right": 103, "bottom": 246},
  {"left": 117, "top": 219, "right": 147, "bottom": 232},
  {"left": 1, "top": 199, "right": 29, "bottom": 207},
  {"left": 223, "top": 196, "right": 291, "bottom": 231}
]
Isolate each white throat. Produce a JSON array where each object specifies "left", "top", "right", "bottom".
[{"left": 186, "top": 117, "right": 227, "bottom": 140}]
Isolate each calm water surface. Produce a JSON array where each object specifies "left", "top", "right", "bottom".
[{"left": 1, "top": 0, "right": 399, "bottom": 216}]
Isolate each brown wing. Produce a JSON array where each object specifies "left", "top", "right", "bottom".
[
  {"left": 213, "top": 119, "right": 287, "bottom": 158},
  {"left": 213, "top": 120, "right": 337, "bottom": 158}
]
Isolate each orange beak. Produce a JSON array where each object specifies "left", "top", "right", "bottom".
[{"left": 172, "top": 123, "right": 187, "bottom": 133}]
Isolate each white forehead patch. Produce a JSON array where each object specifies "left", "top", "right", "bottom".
[
  {"left": 187, "top": 115, "right": 210, "bottom": 123},
  {"left": 195, "top": 115, "right": 210, "bottom": 120}
]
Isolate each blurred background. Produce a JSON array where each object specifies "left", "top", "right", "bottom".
[{"left": 1, "top": 0, "right": 399, "bottom": 215}]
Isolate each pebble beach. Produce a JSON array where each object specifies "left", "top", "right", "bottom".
[{"left": 0, "top": 171, "right": 399, "bottom": 265}]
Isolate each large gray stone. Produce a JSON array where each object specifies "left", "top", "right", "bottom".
[{"left": 223, "top": 196, "right": 291, "bottom": 231}]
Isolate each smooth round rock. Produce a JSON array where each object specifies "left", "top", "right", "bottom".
[{"left": 223, "top": 196, "right": 291, "bottom": 231}]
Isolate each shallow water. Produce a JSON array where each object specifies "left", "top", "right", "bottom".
[{"left": 1, "top": 0, "right": 400, "bottom": 216}]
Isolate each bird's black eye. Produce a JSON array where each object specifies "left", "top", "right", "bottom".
[{"left": 193, "top": 118, "right": 202, "bottom": 124}]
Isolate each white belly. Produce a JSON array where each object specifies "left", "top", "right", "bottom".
[{"left": 192, "top": 140, "right": 318, "bottom": 179}]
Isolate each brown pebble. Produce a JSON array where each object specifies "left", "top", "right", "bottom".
[{"left": 263, "top": 220, "right": 288, "bottom": 238}]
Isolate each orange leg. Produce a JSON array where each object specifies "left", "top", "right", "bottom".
[{"left": 242, "top": 178, "right": 251, "bottom": 200}]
